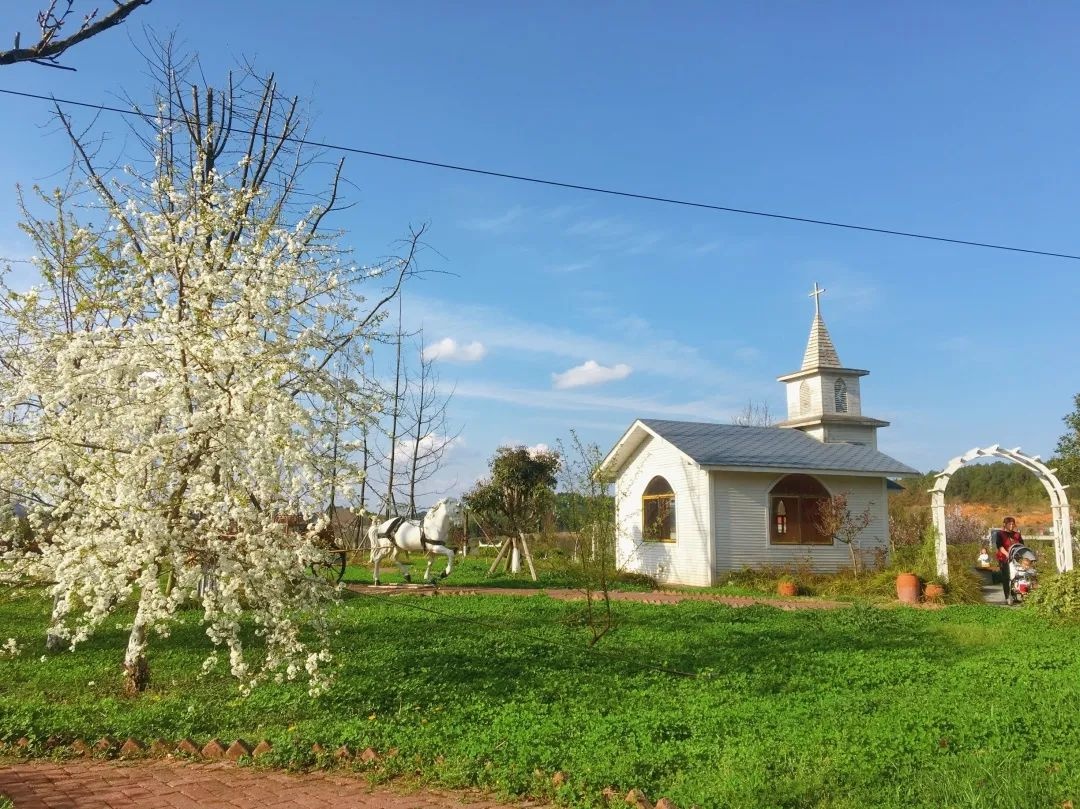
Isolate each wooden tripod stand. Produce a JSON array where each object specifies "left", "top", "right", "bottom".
[{"left": 487, "top": 532, "right": 538, "bottom": 581}]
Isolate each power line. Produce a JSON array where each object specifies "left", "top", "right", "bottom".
[{"left": 2, "top": 86, "right": 1078, "bottom": 262}]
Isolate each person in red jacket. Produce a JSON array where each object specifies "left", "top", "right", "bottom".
[{"left": 995, "top": 516, "right": 1023, "bottom": 604}]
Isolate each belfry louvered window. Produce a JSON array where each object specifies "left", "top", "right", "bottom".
[
  {"left": 799, "top": 381, "right": 811, "bottom": 415},
  {"left": 834, "top": 378, "right": 848, "bottom": 413}
]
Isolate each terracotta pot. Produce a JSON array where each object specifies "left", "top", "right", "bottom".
[
  {"left": 896, "top": 572, "right": 920, "bottom": 604},
  {"left": 777, "top": 580, "right": 798, "bottom": 597},
  {"left": 924, "top": 582, "right": 945, "bottom": 603}
]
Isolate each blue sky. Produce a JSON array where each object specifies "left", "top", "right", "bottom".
[{"left": 1, "top": 1, "right": 1078, "bottom": 499}]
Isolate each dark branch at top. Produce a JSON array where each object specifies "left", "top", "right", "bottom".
[{"left": 0, "top": 0, "right": 153, "bottom": 70}]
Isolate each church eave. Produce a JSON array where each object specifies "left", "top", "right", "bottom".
[
  {"left": 777, "top": 414, "right": 890, "bottom": 429},
  {"left": 701, "top": 463, "right": 900, "bottom": 478},
  {"left": 777, "top": 366, "right": 869, "bottom": 383}
]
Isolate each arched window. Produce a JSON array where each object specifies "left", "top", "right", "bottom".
[
  {"left": 834, "top": 378, "right": 848, "bottom": 413},
  {"left": 642, "top": 476, "right": 676, "bottom": 542},
  {"left": 769, "top": 474, "right": 831, "bottom": 545},
  {"left": 799, "top": 381, "right": 811, "bottom": 415}
]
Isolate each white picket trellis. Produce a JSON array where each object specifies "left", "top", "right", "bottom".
[{"left": 928, "top": 445, "right": 1073, "bottom": 580}]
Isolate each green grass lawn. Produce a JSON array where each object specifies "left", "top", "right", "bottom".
[
  {"left": 2, "top": 588, "right": 1078, "bottom": 809},
  {"left": 340, "top": 548, "right": 662, "bottom": 591},
  {"left": 342, "top": 547, "right": 782, "bottom": 599},
  {"left": 342, "top": 544, "right": 986, "bottom": 605}
]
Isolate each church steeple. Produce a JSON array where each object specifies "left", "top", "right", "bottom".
[
  {"left": 800, "top": 283, "right": 842, "bottom": 369},
  {"left": 776, "top": 283, "right": 889, "bottom": 448}
]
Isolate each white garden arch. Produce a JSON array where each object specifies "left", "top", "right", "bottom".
[{"left": 928, "top": 445, "right": 1073, "bottom": 580}]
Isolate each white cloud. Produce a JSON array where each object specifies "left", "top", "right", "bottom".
[
  {"left": 540, "top": 204, "right": 586, "bottom": 222},
  {"left": 454, "top": 380, "right": 737, "bottom": 421},
  {"left": 460, "top": 206, "right": 526, "bottom": 233},
  {"left": 553, "top": 360, "right": 632, "bottom": 390},
  {"left": 622, "top": 230, "right": 665, "bottom": 256},
  {"left": 422, "top": 337, "right": 487, "bottom": 363},
  {"left": 566, "top": 216, "right": 631, "bottom": 239},
  {"left": 691, "top": 240, "right": 726, "bottom": 256},
  {"left": 527, "top": 443, "right": 551, "bottom": 457},
  {"left": 404, "top": 295, "right": 740, "bottom": 387},
  {"left": 546, "top": 260, "right": 595, "bottom": 274},
  {"left": 793, "top": 260, "right": 880, "bottom": 312},
  {"left": 394, "top": 433, "right": 465, "bottom": 462}
]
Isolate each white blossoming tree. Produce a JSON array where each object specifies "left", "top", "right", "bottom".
[{"left": 0, "top": 51, "right": 421, "bottom": 694}]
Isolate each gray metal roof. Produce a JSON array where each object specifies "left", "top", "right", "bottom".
[{"left": 640, "top": 419, "right": 920, "bottom": 476}]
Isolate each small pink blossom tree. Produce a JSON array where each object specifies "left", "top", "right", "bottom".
[{"left": 814, "top": 492, "right": 875, "bottom": 577}]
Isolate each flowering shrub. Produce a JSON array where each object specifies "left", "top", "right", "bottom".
[{"left": 944, "top": 505, "right": 987, "bottom": 546}]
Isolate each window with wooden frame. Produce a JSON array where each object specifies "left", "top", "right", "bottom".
[
  {"left": 769, "top": 474, "right": 831, "bottom": 545},
  {"left": 642, "top": 476, "right": 676, "bottom": 542}
]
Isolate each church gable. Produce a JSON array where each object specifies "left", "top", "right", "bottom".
[{"left": 598, "top": 419, "right": 696, "bottom": 479}]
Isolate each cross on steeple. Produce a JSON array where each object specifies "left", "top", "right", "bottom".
[{"left": 809, "top": 282, "right": 826, "bottom": 316}]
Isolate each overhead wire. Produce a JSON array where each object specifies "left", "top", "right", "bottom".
[{"left": 1, "top": 86, "right": 1078, "bottom": 262}]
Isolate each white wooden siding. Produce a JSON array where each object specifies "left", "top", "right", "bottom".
[
  {"left": 784, "top": 375, "right": 864, "bottom": 419},
  {"left": 712, "top": 471, "right": 888, "bottom": 574},
  {"left": 614, "top": 434, "right": 713, "bottom": 586},
  {"left": 823, "top": 423, "right": 877, "bottom": 448}
]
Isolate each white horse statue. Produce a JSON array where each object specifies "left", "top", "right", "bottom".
[{"left": 367, "top": 498, "right": 462, "bottom": 585}]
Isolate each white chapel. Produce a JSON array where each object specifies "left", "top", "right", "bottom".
[{"left": 598, "top": 286, "right": 918, "bottom": 587}]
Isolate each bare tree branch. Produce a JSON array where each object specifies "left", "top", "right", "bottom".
[{"left": 1, "top": 1, "right": 153, "bottom": 70}]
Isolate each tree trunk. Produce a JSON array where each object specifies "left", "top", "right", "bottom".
[
  {"left": 123, "top": 589, "right": 153, "bottom": 694},
  {"left": 45, "top": 593, "right": 69, "bottom": 651},
  {"left": 849, "top": 542, "right": 860, "bottom": 579},
  {"left": 510, "top": 539, "right": 521, "bottom": 574},
  {"left": 359, "top": 423, "right": 370, "bottom": 515},
  {"left": 384, "top": 296, "right": 404, "bottom": 516}
]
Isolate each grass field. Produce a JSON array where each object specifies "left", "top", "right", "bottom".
[
  {"left": 339, "top": 546, "right": 661, "bottom": 591},
  {"left": 2, "top": 588, "right": 1078, "bottom": 809}
]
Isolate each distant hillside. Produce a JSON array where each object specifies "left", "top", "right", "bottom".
[
  {"left": 893, "top": 461, "right": 1047, "bottom": 509},
  {"left": 890, "top": 461, "right": 1056, "bottom": 534}
]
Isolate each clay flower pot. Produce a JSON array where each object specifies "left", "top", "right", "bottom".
[
  {"left": 777, "top": 580, "right": 798, "bottom": 597},
  {"left": 923, "top": 582, "right": 945, "bottom": 603},
  {"left": 896, "top": 572, "right": 920, "bottom": 604}
]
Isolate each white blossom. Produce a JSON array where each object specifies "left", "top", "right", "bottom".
[{"left": 0, "top": 108, "right": 406, "bottom": 694}]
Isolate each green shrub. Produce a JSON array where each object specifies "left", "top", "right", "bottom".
[
  {"left": 930, "top": 544, "right": 989, "bottom": 605},
  {"left": 1027, "top": 570, "right": 1080, "bottom": 618},
  {"left": 612, "top": 570, "right": 658, "bottom": 589},
  {"left": 719, "top": 540, "right": 986, "bottom": 605}
]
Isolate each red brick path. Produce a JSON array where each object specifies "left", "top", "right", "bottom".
[{"left": 0, "top": 759, "right": 543, "bottom": 809}]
